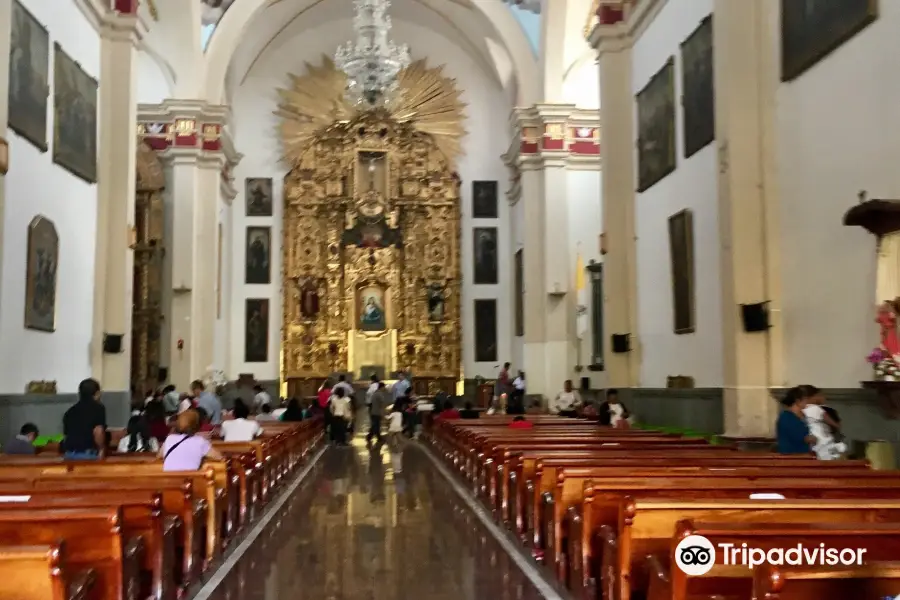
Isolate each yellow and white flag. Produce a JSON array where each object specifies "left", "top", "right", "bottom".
[{"left": 575, "top": 244, "right": 588, "bottom": 339}]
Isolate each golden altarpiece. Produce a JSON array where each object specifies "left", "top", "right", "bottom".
[{"left": 278, "top": 58, "right": 465, "bottom": 399}]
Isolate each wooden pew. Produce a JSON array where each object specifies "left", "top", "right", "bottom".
[
  {"left": 0, "top": 543, "right": 95, "bottom": 600},
  {"left": 755, "top": 562, "right": 900, "bottom": 599},
  {"left": 0, "top": 490, "right": 178, "bottom": 600},
  {"left": 646, "top": 521, "right": 900, "bottom": 600},
  {"left": 606, "top": 499, "right": 900, "bottom": 600},
  {"left": 0, "top": 507, "right": 142, "bottom": 600}
]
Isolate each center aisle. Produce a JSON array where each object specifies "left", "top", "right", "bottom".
[{"left": 202, "top": 425, "right": 548, "bottom": 600}]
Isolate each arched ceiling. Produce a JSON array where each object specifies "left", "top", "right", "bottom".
[{"left": 203, "top": 0, "right": 540, "bottom": 106}]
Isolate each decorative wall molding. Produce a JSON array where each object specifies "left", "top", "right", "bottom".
[
  {"left": 587, "top": 0, "right": 668, "bottom": 53},
  {"left": 506, "top": 104, "right": 602, "bottom": 176}
]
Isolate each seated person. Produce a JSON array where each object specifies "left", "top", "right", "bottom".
[
  {"left": 160, "top": 409, "right": 223, "bottom": 471},
  {"left": 4, "top": 423, "right": 38, "bottom": 455},
  {"left": 195, "top": 407, "right": 216, "bottom": 435},
  {"left": 459, "top": 401, "right": 480, "bottom": 419},
  {"left": 436, "top": 400, "right": 460, "bottom": 420},
  {"left": 776, "top": 386, "right": 815, "bottom": 455},
  {"left": 508, "top": 415, "right": 533, "bottom": 429},
  {"left": 598, "top": 388, "right": 631, "bottom": 428},
  {"left": 220, "top": 402, "right": 262, "bottom": 442},
  {"left": 255, "top": 403, "right": 278, "bottom": 422},
  {"left": 551, "top": 380, "right": 582, "bottom": 417},
  {"left": 144, "top": 399, "right": 170, "bottom": 444},
  {"left": 117, "top": 414, "right": 159, "bottom": 453},
  {"left": 280, "top": 398, "right": 304, "bottom": 422}
]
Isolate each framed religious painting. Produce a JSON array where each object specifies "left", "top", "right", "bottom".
[
  {"left": 8, "top": 0, "right": 49, "bottom": 152},
  {"left": 472, "top": 180, "right": 498, "bottom": 218},
  {"left": 358, "top": 285, "right": 387, "bottom": 332},
  {"left": 244, "top": 299, "right": 269, "bottom": 362},
  {"left": 473, "top": 227, "right": 498, "bottom": 284},
  {"left": 474, "top": 299, "right": 497, "bottom": 363},
  {"left": 245, "top": 226, "right": 271, "bottom": 284},
  {"left": 24, "top": 215, "right": 59, "bottom": 332},
  {"left": 668, "top": 209, "right": 695, "bottom": 334},
  {"left": 245, "top": 177, "right": 273, "bottom": 217},
  {"left": 781, "top": 0, "right": 877, "bottom": 81},
  {"left": 636, "top": 57, "right": 676, "bottom": 192},
  {"left": 514, "top": 249, "right": 524, "bottom": 337},
  {"left": 681, "top": 16, "right": 715, "bottom": 158},
  {"left": 53, "top": 43, "right": 98, "bottom": 183}
]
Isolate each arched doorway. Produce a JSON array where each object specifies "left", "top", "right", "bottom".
[{"left": 132, "top": 142, "right": 166, "bottom": 394}]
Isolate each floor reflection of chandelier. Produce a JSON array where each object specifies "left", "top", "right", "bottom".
[{"left": 335, "top": 0, "right": 411, "bottom": 107}]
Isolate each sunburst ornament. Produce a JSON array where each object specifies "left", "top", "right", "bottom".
[{"left": 275, "top": 55, "right": 467, "bottom": 167}]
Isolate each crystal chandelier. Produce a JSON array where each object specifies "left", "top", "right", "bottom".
[{"left": 335, "top": 0, "right": 410, "bottom": 107}]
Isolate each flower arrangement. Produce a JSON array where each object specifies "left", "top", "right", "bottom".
[
  {"left": 202, "top": 366, "right": 228, "bottom": 391},
  {"left": 868, "top": 348, "right": 900, "bottom": 381}
]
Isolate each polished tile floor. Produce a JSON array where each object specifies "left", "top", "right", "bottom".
[{"left": 203, "top": 432, "right": 548, "bottom": 600}]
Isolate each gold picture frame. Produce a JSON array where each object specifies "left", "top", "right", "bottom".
[{"left": 668, "top": 209, "right": 695, "bottom": 334}]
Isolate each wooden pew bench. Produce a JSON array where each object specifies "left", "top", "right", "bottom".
[
  {"left": 646, "top": 521, "right": 900, "bottom": 600},
  {"left": 0, "top": 543, "right": 95, "bottom": 600},
  {"left": 753, "top": 562, "right": 900, "bottom": 599},
  {"left": 606, "top": 499, "right": 900, "bottom": 600},
  {"left": 0, "top": 490, "right": 179, "bottom": 600},
  {"left": 0, "top": 507, "right": 143, "bottom": 600}
]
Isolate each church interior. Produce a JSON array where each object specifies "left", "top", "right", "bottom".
[{"left": 2, "top": 0, "right": 900, "bottom": 598}]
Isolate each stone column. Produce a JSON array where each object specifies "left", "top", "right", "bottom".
[
  {"left": 90, "top": 9, "right": 144, "bottom": 395},
  {"left": 589, "top": 18, "right": 640, "bottom": 388},
  {"left": 0, "top": 0, "right": 12, "bottom": 320},
  {"left": 713, "top": 0, "right": 784, "bottom": 436},
  {"left": 137, "top": 101, "right": 230, "bottom": 389},
  {"left": 510, "top": 105, "right": 599, "bottom": 401}
]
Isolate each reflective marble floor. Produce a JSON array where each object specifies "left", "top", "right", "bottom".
[{"left": 202, "top": 433, "right": 548, "bottom": 600}]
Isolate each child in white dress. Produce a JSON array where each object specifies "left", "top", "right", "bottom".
[{"left": 800, "top": 385, "right": 846, "bottom": 460}]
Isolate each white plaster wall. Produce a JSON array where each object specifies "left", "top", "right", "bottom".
[
  {"left": 0, "top": 0, "right": 100, "bottom": 394},
  {"left": 563, "top": 56, "right": 600, "bottom": 109},
  {"left": 136, "top": 48, "right": 172, "bottom": 104},
  {"left": 227, "top": 18, "right": 512, "bottom": 380},
  {"left": 631, "top": 0, "right": 723, "bottom": 387},
  {"left": 775, "top": 5, "right": 897, "bottom": 387},
  {"left": 566, "top": 169, "right": 605, "bottom": 387},
  {"left": 510, "top": 197, "right": 524, "bottom": 372}
]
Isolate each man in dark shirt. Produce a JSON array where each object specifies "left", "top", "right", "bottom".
[
  {"left": 63, "top": 378, "right": 107, "bottom": 459},
  {"left": 4, "top": 423, "right": 38, "bottom": 454}
]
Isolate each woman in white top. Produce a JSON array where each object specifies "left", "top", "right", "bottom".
[
  {"left": 117, "top": 415, "right": 160, "bottom": 453},
  {"left": 552, "top": 379, "right": 582, "bottom": 417},
  {"left": 220, "top": 402, "right": 262, "bottom": 442},
  {"left": 799, "top": 385, "right": 845, "bottom": 460},
  {"left": 329, "top": 388, "right": 352, "bottom": 445}
]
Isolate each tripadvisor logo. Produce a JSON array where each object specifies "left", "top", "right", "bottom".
[{"left": 675, "top": 535, "right": 716, "bottom": 576}]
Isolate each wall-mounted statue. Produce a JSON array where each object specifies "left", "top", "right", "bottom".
[{"left": 427, "top": 284, "right": 445, "bottom": 323}]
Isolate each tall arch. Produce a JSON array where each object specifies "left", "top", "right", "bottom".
[{"left": 203, "top": 0, "right": 540, "bottom": 106}]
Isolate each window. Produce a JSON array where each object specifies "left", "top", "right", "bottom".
[{"left": 589, "top": 263, "right": 604, "bottom": 368}]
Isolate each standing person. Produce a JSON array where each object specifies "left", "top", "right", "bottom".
[
  {"left": 391, "top": 372, "right": 410, "bottom": 403},
  {"left": 508, "top": 371, "right": 526, "bottom": 414},
  {"left": 776, "top": 387, "right": 816, "bottom": 455},
  {"left": 253, "top": 385, "right": 272, "bottom": 412},
  {"left": 387, "top": 404, "right": 404, "bottom": 444},
  {"left": 4, "top": 423, "right": 38, "bottom": 455},
  {"left": 62, "top": 378, "right": 107, "bottom": 460},
  {"left": 551, "top": 380, "right": 582, "bottom": 417},
  {"left": 366, "top": 374, "right": 379, "bottom": 408},
  {"left": 329, "top": 388, "right": 351, "bottom": 445},
  {"left": 161, "top": 385, "right": 180, "bottom": 415},
  {"left": 333, "top": 375, "right": 354, "bottom": 399},
  {"left": 367, "top": 382, "right": 389, "bottom": 444},
  {"left": 191, "top": 380, "right": 222, "bottom": 425},
  {"left": 495, "top": 362, "right": 511, "bottom": 407}
]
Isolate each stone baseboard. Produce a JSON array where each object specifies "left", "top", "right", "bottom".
[{"left": 0, "top": 390, "right": 131, "bottom": 441}]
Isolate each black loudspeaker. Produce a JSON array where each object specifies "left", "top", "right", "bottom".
[
  {"left": 157, "top": 367, "right": 168, "bottom": 383},
  {"left": 102, "top": 334, "right": 124, "bottom": 354},
  {"left": 741, "top": 302, "right": 771, "bottom": 332},
  {"left": 611, "top": 333, "right": 631, "bottom": 354},
  {"left": 580, "top": 377, "right": 590, "bottom": 391}
]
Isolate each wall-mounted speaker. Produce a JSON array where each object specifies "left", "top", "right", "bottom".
[
  {"left": 580, "top": 376, "right": 590, "bottom": 391},
  {"left": 102, "top": 334, "right": 124, "bottom": 354},
  {"left": 157, "top": 367, "right": 168, "bottom": 383},
  {"left": 611, "top": 333, "right": 631, "bottom": 354},
  {"left": 741, "top": 302, "right": 771, "bottom": 332}
]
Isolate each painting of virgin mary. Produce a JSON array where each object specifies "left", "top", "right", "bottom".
[{"left": 359, "top": 286, "right": 386, "bottom": 332}]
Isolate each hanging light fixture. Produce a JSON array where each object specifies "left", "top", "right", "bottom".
[{"left": 335, "top": 0, "right": 411, "bottom": 107}]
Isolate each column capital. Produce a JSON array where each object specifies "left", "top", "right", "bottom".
[
  {"left": 137, "top": 100, "right": 230, "bottom": 152},
  {"left": 587, "top": 0, "right": 666, "bottom": 55},
  {"left": 74, "top": 0, "right": 148, "bottom": 42},
  {"left": 508, "top": 105, "right": 601, "bottom": 171}
]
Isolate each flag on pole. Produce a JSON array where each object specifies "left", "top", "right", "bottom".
[{"left": 575, "top": 244, "right": 588, "bottom": 339}]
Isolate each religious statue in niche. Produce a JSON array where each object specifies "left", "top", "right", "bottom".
[
  {"left": 359, "top": 285, "right": 386, "bottom": 332},
  {"left": 299, "top": 282, "right": 320, "bottom": 320},
  {"left": 427, "top": 284, "right": 445, "bottom": 323}
]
